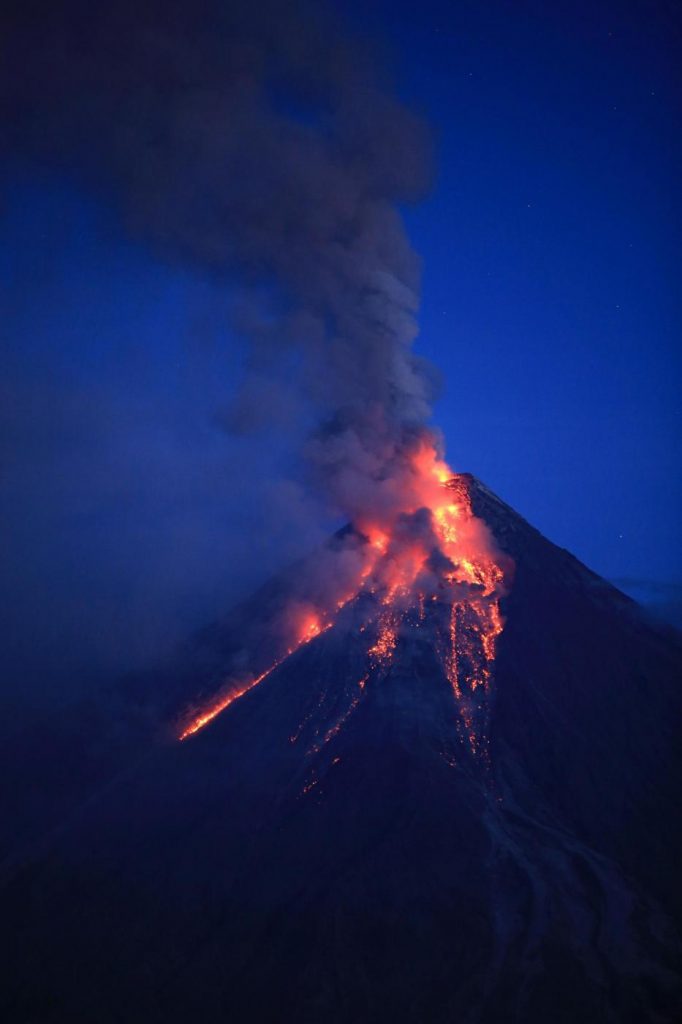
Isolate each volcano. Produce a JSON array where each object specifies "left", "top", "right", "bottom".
[{"left": 3, "top": 474, "right": 682, "bottom": 1024}]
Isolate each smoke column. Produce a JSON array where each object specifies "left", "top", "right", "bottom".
[
  {"left": 2, "top": 0, "right": 438, "bottom": 530},
  {"left": 2, "top": 0, "right": 513, "bottom": 760}
]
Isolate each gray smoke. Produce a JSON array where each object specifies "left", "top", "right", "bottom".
[{"left": 2, "top": 0, "right": 437, "bottom": 525}]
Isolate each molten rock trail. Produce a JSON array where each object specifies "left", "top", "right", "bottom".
[
  {"left": 178, "top": 459, "right": 511, "bottom": 764},
  {"left": 3, "top": 475, "right": 682, "bottom": 1024}
]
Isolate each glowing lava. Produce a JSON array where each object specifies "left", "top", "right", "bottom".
[
  {"left": 178, "top": 439, "right": 511, "bottom": 758},
  {"left": 178, "top": 618, "right": 334, "bottom": 740},
  {"left": 368, "top": 611, "right": 398, "bottom": 667},
  {"left": 178, "top": 666, "right": 279, "bottom": 741}
]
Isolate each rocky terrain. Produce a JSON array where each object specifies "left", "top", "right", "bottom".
[{"left": 2, "top": 476, "right": 681, "bottom": 1023}]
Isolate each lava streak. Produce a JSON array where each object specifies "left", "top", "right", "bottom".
[
  {"left": 178, "top": 665, "right": 280, "bottom": 741},
  {"left": 177, "top": 436, "right": 510, "bottom": 753},
  {"left": 178, "top": 617, "right": 334, "bottom": 740}
]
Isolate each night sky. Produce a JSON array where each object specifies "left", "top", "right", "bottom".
[{"left": 2, "top": 0, "right": 680, "bottom": 701}]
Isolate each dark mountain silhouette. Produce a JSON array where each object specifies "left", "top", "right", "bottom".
[
  {"left": 611, "top": 578, "right": 682, "bottom": 631},
  {"left": 3, "top": 475, "right": 681, "bottom": 1024}
]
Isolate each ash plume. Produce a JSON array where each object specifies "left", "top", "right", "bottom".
[{"left": 1, "top": 0, "right": 437, "bottom": 527}]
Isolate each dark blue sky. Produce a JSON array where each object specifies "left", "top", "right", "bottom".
[
  {"left": 351, "top": 0, "right": 681, "bottom": 582},
  {"left": 2, "top": 0, "right": 680, "bottom": 696}
]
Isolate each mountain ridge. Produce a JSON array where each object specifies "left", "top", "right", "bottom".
[{"left": 2, "top": 474, "right": 681, "bottom": 1023}]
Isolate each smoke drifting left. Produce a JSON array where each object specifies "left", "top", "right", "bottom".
[
  {"left": 2, "top": 0, "right": 434, "bottom": 498},
  {"left": 1, "top": 0, "right": 452, "bottom": 696}
]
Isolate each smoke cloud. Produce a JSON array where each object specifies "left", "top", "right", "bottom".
[{"left": 2, "top": 0, "right": 437, "bottom": 528}]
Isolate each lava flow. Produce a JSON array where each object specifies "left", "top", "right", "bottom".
[
  {"left": 178, "top": 438, "right": 511, "bottom": 753},
  {"left": 179, "top": 613, "right": 335, "bottom": 740}
]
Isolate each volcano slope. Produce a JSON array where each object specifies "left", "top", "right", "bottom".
[{"left": 2, "top": 475, "right": 681, "bottom": 1024}]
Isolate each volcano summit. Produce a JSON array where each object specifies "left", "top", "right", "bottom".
[{"left": 3, "top": 474, "right": 681, "bottom": 1024}]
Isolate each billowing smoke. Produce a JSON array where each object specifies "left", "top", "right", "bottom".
[{"left": 2, "top": 0, "right": 437, "bottom": 529}]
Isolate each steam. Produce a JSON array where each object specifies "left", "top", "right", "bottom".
[{"left": 2, "top": 0, "right": 437, "bottom": 526}]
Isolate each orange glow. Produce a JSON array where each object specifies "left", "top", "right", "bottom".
[
  {"left": 178, "top": 664, "right": 278, "bottom": 740},
  {"left": 178, "top": 615, "right": 334, "bottom": 740},
  {"left": 357, "top": 445, "right": 510, "bottom": 759},
  {"left": 368, "top": 613, "right": 398, "bottom": 666},
  {"left": 177, "top": 439, "right": 511, "bottom": 759},
  {"left": 367, "top": 527, "right": 390, "bottom": 553},
  {"left": 297, "top": 614, "right": 322, "bottom": 644}
]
